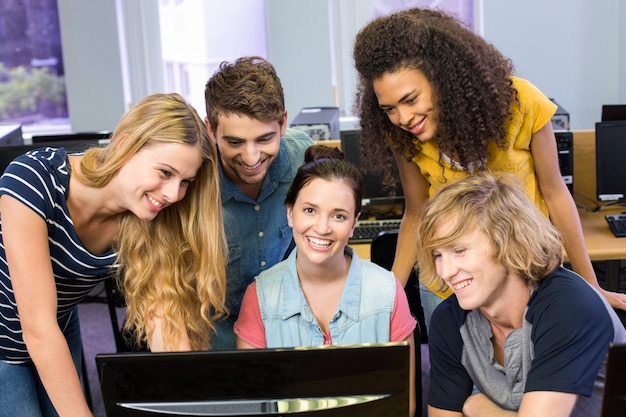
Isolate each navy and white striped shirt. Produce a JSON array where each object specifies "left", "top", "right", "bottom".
[{"left": 0, "top": 147, "right": 116, "bottom": 364}]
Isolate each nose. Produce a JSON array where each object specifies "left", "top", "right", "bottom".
[
  {"left": 313, "top": 216, "right": 331, "bottom": 235},
  {"left": 436, "top": 254, "right": 458, "bottom": 283},
  {"left": 396, "top": 106, "right": 414, "bottom": 127},
  {"left": 241, "top": 142, "right": 261, "bottom": 166},
  {"left": 162, "top": 181, "right": 184, "bottom": 204}
]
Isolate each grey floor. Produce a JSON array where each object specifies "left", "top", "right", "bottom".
[{"left": 77, "top": 288, "right": 431, "bottom": 417}]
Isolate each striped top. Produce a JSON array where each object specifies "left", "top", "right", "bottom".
[{"left": 0, "top": 147, "right": 116, "bottom": 364}]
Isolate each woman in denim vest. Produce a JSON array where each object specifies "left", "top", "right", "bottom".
[{"left": 234, "top": 144, "right": 417, "bottom": 416}]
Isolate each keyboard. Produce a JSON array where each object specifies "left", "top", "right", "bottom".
[
  {"left": 350, "top": 219, "right": 401, "bottom": 243},
  {"left": 605, "top": 214, "right": 626, "bottom": 237}
]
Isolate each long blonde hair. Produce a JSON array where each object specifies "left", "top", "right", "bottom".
[{"left": 79, "top": 93, "right": 227, "bottom": 350}]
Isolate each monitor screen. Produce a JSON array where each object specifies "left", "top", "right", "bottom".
[
  {"left": 601, "top": 105, "right": 626, "bottom": 122},
  {"left": 31, "top": 131, "right": 112, "bottom": 143},
  {"left": 0, "top": 123, "right": 24, "bottom": 147},
  {"left": 96, "top": 342, "right": 410, "bottom": 417},
  {"left": 595, "top": 121, "right": 626, "bottom": 202},
  {"left": 339, "top": 129, "right": 404, "bottom": 210}
]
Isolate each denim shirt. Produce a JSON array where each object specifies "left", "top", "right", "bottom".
[
  {"left": 220, "top": 128, "right": 314, "bottom": 319},
  {"left": 256, "top": 247, "right": 396, "bottom": 348}
]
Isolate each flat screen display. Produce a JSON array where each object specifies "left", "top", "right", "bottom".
[
  {"left": 339, "top": 129, "right": 404, "bottom": 208},
  {"left": 96, "top": 343, "right": 410, "bottom": 417},
  {"left": 596, "top": 121, "right": 626, "bottom": 202}
]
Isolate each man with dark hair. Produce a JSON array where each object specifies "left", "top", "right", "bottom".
[{"left": 205, "top": 56, "right": 314, "bottom": 349}]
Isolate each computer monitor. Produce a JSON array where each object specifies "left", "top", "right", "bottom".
[
  {"left": 0, "top": 138, "right": 109, "bottom": 174},
  {"left": 601, "top": 105, "right": 626, "bottom": 122},
  {"left": 595, "top": 121, "right": 626, "bottom": 202},
  {"left": 339, "top": 129, "right": 404, "bottom": 211},
  {"left": 96, "top": 342, "right": 410, "bottom": 417},
  {"left": 0, "top": 123, "right": 24, "bottom": 146},
  {"left": 31, "top": 130, "right": 112, "bottom": 143}
]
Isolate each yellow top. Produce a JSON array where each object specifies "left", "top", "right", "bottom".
[{"left": 411, "top": 76, "right": 557, "bottom": 298}]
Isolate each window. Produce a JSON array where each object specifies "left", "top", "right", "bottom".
[{"left": 0, "top": 0, "right": 70, "bottom": 136}]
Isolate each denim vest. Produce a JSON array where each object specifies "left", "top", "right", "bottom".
[{"left": 256, "top": 247, "right": 396, "bottom": 348}]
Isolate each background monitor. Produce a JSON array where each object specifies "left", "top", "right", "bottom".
[
  {"left": 601, "top": 105, "right": 626, "bottom": 122},
  {"left": 0, "top": 124, "right": 24, "bottom": 147},
  {"left": 0, "top": 138, "right": 109, "bottom": 174},
  {"left": 595, "top": 121, "right": 626, "bottom": 202},
  {"left": 31, "top": 130, "right": 112, "bottom": 143},
  {"left": 340, "top": 129, "right": 404, "bottom": 214},
  {"left": 96, "top": 343, "right": 410, "bottom": 417}
]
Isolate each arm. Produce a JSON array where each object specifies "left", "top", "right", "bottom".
[
  {"left": 146, "top": 314, "right": 192, "bottom": 352},
  {"left": 427, "top": 406, "right": 463, "bottom": 417},
  {"left": 233, "top": 282, "right": 267, "bottom": 349},
  {"left": 462, "top": 391, "right": 576, "bottom": 417},
  {"left": 531, "top": 122, "right": 626, "bottom": 311},
  {"left": 1, "top": 196, "right": 92, "bottom": 417},
  {"left": 389, "top": 146, "right": 430, "bottom": 286}
]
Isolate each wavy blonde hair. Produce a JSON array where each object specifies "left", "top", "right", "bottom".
[
  {"left": 416, "top": 172, "right": 563, "bottom": 293},
  {"left": 79, "top": 93, "right": 227, "bottom": 350}
]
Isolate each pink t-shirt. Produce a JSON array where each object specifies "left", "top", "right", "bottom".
[{"left": 234, "top": 278, "right": 416, "bottom": 349}]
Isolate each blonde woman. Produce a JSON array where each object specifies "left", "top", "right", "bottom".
[{"left": 0, "top": 93, "right": 227, "bottom": 417}]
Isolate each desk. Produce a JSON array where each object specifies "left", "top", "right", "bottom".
[{"left": 349, "top": 209, "right": 625, "bottom": 291}]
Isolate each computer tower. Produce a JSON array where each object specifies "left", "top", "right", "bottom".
[
  {"left": 555, "top": 131, "right": 573, "bottom": 194},
  {"left": 290, "top": 107, "right": 340, "bottom": 140},
  {"left": 550, "top": 99, "right": 570, "bottom": 131}
]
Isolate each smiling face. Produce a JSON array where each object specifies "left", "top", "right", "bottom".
[
  {"left": 207, "top": 112, "right": 286, "bottom": 199},
  {"left": 287, "top": 178, "right": 358, "bottom": 269},
  {"left": 115, "top": 141, "right": 202, "bottom": 221},
  {"left": 431, "top": 222, "right": 512, "bottom": 312},
  {"left": 372, "top": 68, "right": 437, "bottom": 142}
]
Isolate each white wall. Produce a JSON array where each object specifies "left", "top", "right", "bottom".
[
  {"left": 58, "top": 0, "right": 625, "bottom": 132},
  {"left": 482, "top": 0, "right": 622, "bottom": 129},
  {"left": 265, "top": 0, "right": 336, "bottom": 125},
  {"left": 57, "top": 0, "right": 126, "bottom": 132}
]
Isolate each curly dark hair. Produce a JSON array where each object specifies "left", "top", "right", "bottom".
[
  {"left": 353, "top": 8, "right": 516, "bottom": 186},
  {"left": 204, "top": 56, "right": 285, "bottom": 131}
]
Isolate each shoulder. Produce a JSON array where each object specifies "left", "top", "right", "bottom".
[
  {"left": 349, "top": 247, "right": 396, "bottom": 282},
  {"left": 510, "top": 76, "right": 557, "bottom": 115},
  {"left": 0, "top": 147, "right": 71, "bottom": 196},
  {"left": 281, "top": 128, "right": 315, "bottom": 155},
  {"left": 4, "top": 147, "right": 70, "bottom": 175},
  {"left": 527, "top": 268, "right": 614, "bottom": 333}
]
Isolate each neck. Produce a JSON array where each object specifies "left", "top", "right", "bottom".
[
  {"left": 480, "top": 276, "right": 531, "bottom": 331},
  {"left": 296, "top": 251, "right": 351, "bottom": 284}
]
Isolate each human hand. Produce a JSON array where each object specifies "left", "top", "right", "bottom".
[
  {"left": 462, "top": 393, "right": 515, "bottom": 417},
  {"left": 599, "top": 287, "right": 626, "bottom": 311}
]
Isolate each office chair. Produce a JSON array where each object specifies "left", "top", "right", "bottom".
[
  {"left": 370, "top": 229, "right": 425, "bottom": 417},
  {"left": 370, "top": 229, "right": 427, "bottom": 343},
  {"left": 103, "top": 275, "right": 148, "bottom": 352}
]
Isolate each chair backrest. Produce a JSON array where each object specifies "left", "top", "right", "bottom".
[{"left": 369, "top": 229, "right": 424, "bottom": 417}]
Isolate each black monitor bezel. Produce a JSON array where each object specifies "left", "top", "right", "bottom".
[{"left": 595, "top": 121, "right": 626, "bottom": 203}]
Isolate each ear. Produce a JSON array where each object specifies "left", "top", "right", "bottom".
[
  {"left": 287, "top": 205, "right": 294, "bottom": 228},
  {"left": 279, "top": 110, "right": 288, "bottom": 137},
  {"left": 349, "top": 212, "right": 361, "bottom": 238},
  {"left": 204, "top": 117, "right": 217, "bottom": 145}
]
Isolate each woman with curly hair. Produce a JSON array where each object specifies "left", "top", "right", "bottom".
[
  {"left": 0, "top": 93, "right": 226, "bottom": 417},
  {"left": 353, "top": 7, "right": 624, "bottom": 329}
]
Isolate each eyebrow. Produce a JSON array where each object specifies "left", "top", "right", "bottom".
[
  {"left": 159, "top": 163, "right": 196, "bottom": 181},
  {"left": 379, "top": 89, "right": 417, "bottom": 108},
  {"left": 222, "top": 131, "right": 277, "bottom": 142}
]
